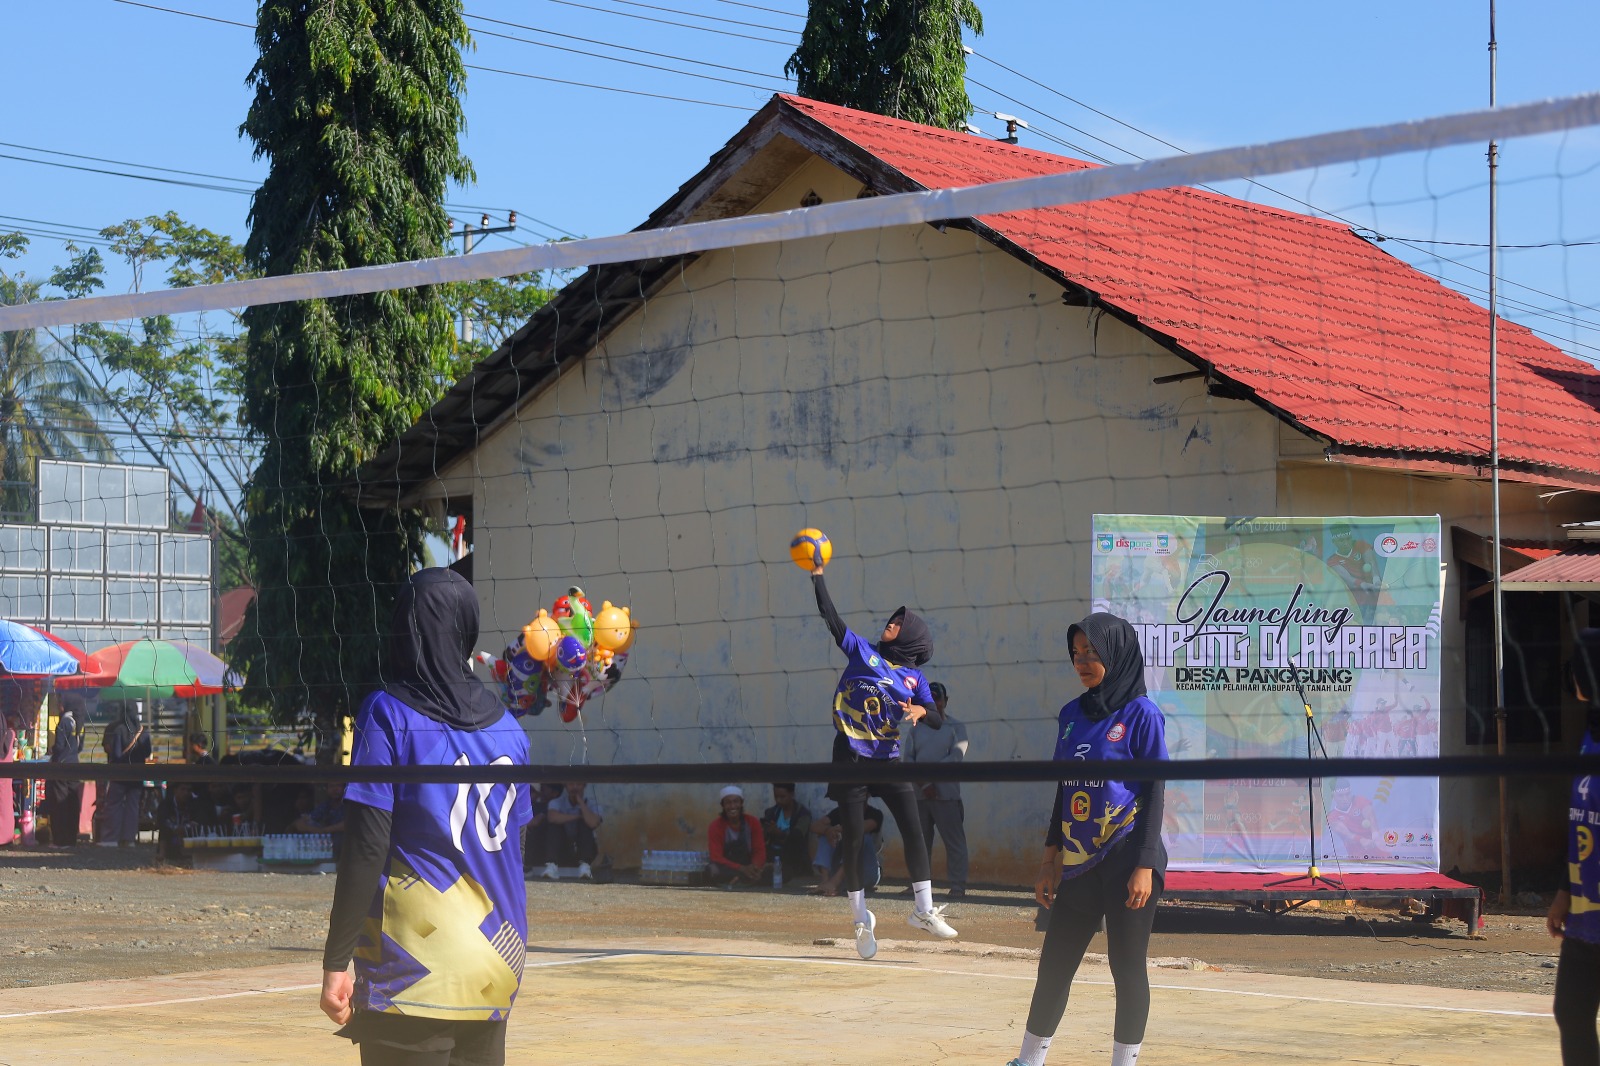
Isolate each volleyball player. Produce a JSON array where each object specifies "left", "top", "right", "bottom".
[
  {"left": 809, "top": 560, "right": 958, "bottom": 959},
  {"left": 1007, "top": 612, "right": 1167, "bottom": 1066}
]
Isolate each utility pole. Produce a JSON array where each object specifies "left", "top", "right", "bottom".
[
  {"left": 1488, "top": 0, "right": 1511, "bottom": 907},
  {"left": 452, "top": 212, "right": 518, "bottom": 344}
]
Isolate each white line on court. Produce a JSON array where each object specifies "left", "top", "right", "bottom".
[
  {"left": 571, "top": 950, "right": 1554, "bottom": 1020},
  {"left": 0, "top": 949, "right": 1550, "bottom": 1022},
  {"left": 0, "top": 954, "right": 614, "bottom": 1021}
]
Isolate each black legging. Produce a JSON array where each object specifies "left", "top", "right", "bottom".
[
  {"left": 838, "top": 782, "right": 931, "bottom": 894},
  {"left": 1557, "top": 935, "right": 1600, "bottom": 1066},
  {"left": 1025, "top": 837, "right": 1161, "bottom": 1044}
]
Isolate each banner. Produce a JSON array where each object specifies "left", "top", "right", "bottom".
[{"left": 1091, "top": 515, "right": 1443, "bottom": 872}]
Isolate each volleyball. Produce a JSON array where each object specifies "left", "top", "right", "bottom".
[{"left": 789, "top": 528, "right": 832, "bottom": 570}]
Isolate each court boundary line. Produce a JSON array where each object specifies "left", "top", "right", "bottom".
[{"left": 0, "top": 948, "right": 1550, "bottom": 1022}]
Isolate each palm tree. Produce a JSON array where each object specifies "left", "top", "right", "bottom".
[{"left": 0, "top": 271, "right": 116, "bottom": 519}]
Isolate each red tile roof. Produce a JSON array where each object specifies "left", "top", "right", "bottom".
[{"left": 781, "top": 96, "right": 1600, "bottom": 484}]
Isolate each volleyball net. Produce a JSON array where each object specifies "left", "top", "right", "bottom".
[{"left": 2, "top": 90, "right": 1600, "bottom": 884}]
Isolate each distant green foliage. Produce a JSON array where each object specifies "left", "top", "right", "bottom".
[
  {"left": 233, "top": 0, "right": 474, "bottom": 732},
  {"left": 0, "top": 235, "right": 116, "bottom": 519},
  {"left": 786, "top": 0, "right": 983, "bottom": 130}
]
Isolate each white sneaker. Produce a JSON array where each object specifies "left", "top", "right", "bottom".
[
  {"left": 577, "top": 861, "right": 593, "bottom": 880},
  {"left": 908, "top": 904, "right": 958, "bottom": 939},
  {"left": 853, "top": 909, "right": 878, "bottom": 960},
  {"left": 541, "top": 862, "right": 560, "bottom": 880}
]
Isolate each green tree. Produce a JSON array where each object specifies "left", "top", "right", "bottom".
[
  {"left": 786, "top": 0, "right": 983, "bottom": 129},
  {"left": 0, "top": 235, "right": 116, "bottom": 518},
  {"left": 233, "top": 0, "right": 474, "bottom": 747}
]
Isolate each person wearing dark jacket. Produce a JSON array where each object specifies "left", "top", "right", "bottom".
[
  {"left": 44, "top": 704, "right": 84, "bottom": 846},
  {"left": 1548, "top": 628, "right": 1600, "bottom": 1066},
  {"left": 1006, "top": 612, "right": 1168, "bottom": 1066},
  {"left": 100, "top": 701, "right": 151, "bottom": 847},
  {"left": 808, "top": 559, "right": 957, "bottom": 960},
  {"left": 319, "top": 569, "right": 533, "bottom": 1066}
]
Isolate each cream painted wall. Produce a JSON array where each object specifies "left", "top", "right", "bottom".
[{"left": 450, "top": 154, "right": 1282, "bottom": 883}]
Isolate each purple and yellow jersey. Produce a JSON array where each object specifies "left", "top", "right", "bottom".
[
  {"left": 1568, "top": 730, "right": 1600, "bottom": 945},
  {"left": 346, "top": 691, "right": 535, "bottom": 1020},
  {"left": 1052, "top": 694, "right": 1166, "bottom": 880},
  {"left": 832, "top": 628, "right": 933, "bottom": 759}
]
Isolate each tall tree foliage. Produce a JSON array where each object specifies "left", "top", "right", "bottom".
[
  {"left": 234, "top": 0, "right": 474, "bottom": 741},
  {"left": 786, "top": 0, "right": 983, "bottom": 130}
]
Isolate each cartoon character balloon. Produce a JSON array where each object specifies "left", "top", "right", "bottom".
[{"left": 491, "top": 585, "right": 636, "bottom": 721}]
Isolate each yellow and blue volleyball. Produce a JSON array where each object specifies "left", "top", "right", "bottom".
[{"left": 789, "top": 528, "right": 832, "bottom": 570}]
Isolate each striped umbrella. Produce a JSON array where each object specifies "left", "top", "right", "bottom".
[
  {"left": 0, "top": 620, "right": 85, "bottom": 677},
  {"left": 57, "top": 638, "right": 236, "bottom": 699}
]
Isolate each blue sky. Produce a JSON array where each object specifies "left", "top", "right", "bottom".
[{"left": 2, "top": 0, "right": 1598, "bottom": 367}]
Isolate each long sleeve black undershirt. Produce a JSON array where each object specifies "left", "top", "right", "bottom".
[
  {"left": 812, "top": 573, "right": 941, "bottom": 730},
  {"left": 322, "top": 801, "right": 392, "bottom": 972}
]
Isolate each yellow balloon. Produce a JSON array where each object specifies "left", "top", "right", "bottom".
[
  {"left": 593, "top": 601, "right": 634, "bottom": 652},
  {"left": 522, "top": 609, "right": 563, "bottom": 664},
  {"left": 790, "top": 528, "right": 832, "bottom": 570}
]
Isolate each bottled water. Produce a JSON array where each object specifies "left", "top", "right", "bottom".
[{"left": 773, "top": 854, "right": 783, "bottom": 890}]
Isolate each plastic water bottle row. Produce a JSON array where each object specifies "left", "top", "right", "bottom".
[
  {"left": 640, "top": 850, "right": 708, "bottom": 884},
  {"left": 262, "top": 833, "right": 334, "bottom": 862}
]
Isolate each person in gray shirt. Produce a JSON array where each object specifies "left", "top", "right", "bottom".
[{"left": 901, "top": 681, "right": 969, "bottom": 899}]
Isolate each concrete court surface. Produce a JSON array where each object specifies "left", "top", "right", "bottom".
[{"left": 0, "top": 936, "right": 1558, "bottom": 1065}]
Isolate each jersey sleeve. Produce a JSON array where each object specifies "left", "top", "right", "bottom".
[{"left": 344, "top": 695, "right": 398, "bottom": 814}]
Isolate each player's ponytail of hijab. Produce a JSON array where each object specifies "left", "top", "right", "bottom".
[
  {"left": 1067, "top": 612, "right": 1147, "bottom": 722},
  {"left": 380, "top": 567, "right": 504, "bottom": 731}
]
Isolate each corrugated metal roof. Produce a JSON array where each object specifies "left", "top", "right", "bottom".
[
  {"left": 782, "top": 96, "right": 1600, "bottom": 481},
  {"left": 1501, "top": 547, "right": 1600, "bottom": 590}
]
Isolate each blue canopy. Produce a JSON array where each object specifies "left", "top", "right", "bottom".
[{"left": 0, "top": 620, "right": 82, "bottom": 677}]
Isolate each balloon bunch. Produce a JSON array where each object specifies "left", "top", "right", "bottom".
[{"left": 494, "top": 586, "right": 636, "bottom": 721}]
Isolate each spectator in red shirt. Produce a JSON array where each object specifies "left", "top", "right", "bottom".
[{"left": 707, "top": 786, "right": 768, "bottom": 888}]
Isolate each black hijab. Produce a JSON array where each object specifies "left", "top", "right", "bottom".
[
  {"left": 381, "top": 568, "right": 504, "bottom": 731},
  {"left": 878, "top": 606, "right": 933, "bottom": 667},
  {"left": 1067, "top": 612, "right": 1147, "bottom": 721}
]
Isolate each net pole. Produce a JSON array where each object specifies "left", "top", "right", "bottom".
[{"left": 1488, "top": 0, "right": 1513, "bottom": 907}]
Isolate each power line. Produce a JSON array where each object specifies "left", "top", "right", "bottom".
[
  {"left": 465, "top": 61, "right": 752, "bottom": 110},
  {"left": 465, "top": 12, "right": 789, "bottom": 83},
  {"left": 0, "top": 151, "right": 253, "bottom": 195},
  {"left": 466, "top": 21, "right": 782, "bottom": 92},
  {"left": 595, "top": 0, "right": 799, "bottom": 35},
  {"left": 110, "top": 0, "right": 251, "bottom": 29},
  {"left": 705, "top": 0, "right": 803, "bottom": 18},
  {"left": 534, "top": 0, "right": 794, "bottom": 46}
]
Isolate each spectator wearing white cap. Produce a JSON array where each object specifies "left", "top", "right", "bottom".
[{"left": 706, "top": 785, "right": 768, "bottom": 888}]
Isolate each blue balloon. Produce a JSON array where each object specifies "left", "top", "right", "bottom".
[{"left": 555, "top": 635, "right": 588, "bottom": 673}]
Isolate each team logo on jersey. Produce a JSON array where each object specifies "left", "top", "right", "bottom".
[
  {"left": 869, "top": 656, "right": 880, "bottom": 667},
  {"left": 1070, "top": 791, "right": 1091, "bottom": 821},
  {"left": 1059, "top": 722, "right": 1074, "bottom": 743},
  {"left": 1105, "top": 722, "right": 1126, "bottom": 743}
]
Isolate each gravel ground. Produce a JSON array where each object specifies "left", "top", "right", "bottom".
[{"left": 0, "top": 843, "right": 1559, "bottom": 996}]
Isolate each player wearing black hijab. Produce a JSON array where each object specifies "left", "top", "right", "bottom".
[
  {"left": 809, "top": 559, "right": 957, "bottom": 960},
  {"left": 320, "top": 568, "right": 533, "bottom": 1066},
  {"left": 1007, "top": 612, "right": 1168, "bottom": 1066}
]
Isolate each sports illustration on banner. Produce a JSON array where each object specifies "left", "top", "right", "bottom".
[{"left": 1091, "top": 515, "right": 1444, "bottom": 873}]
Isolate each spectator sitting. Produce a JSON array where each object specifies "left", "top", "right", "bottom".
[
  {"left": 541, "top": 782, "right": 603, "bottom": 881},
  {"left": 523, "top": 783, "right": 563, "bottom": 876},
  {"left": 707, "top": 785, "right": 768, "bottom": 888},
  {"left": 760, "top": 782, "right": 814, "bottom": 884},
  {"left": 187, "top": 732, "right": 217, "bottom": 765},
  {"left": 293, "top": 783, "right": 347, "bottom": 855},
  {"left": 157, "top": 782, "right": 216, "bottom": 863},
  {"left": 811, "top": 803, "right": 884, "bottom": 897}
]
